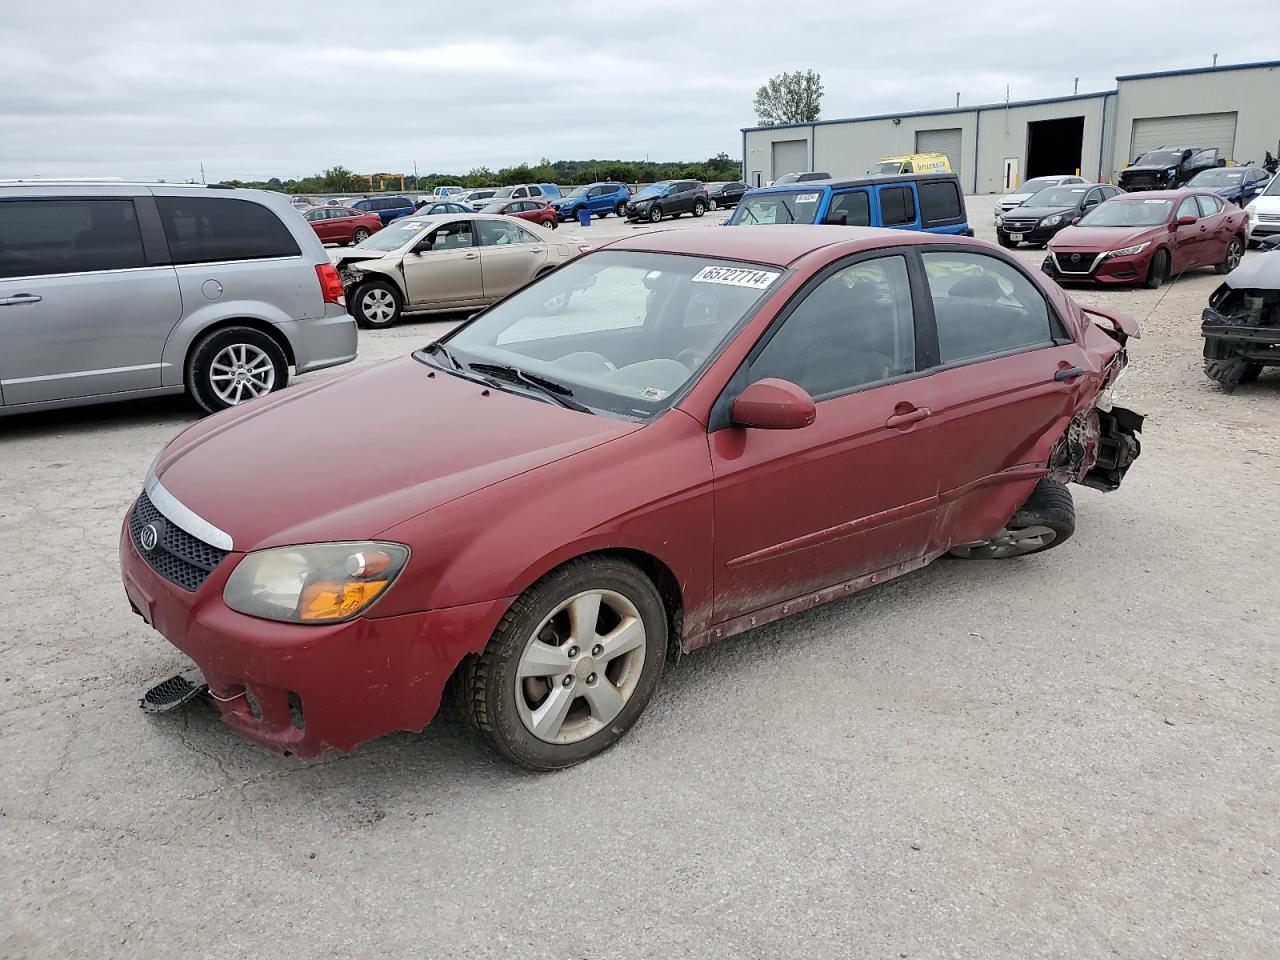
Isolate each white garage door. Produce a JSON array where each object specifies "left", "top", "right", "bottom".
[
  {"left": 915, "top": 128, "right": 962, "bottom": 177},
  {"left": 771, "top": 140, "right": 808, "bottom": 180},
  {"left": 1129, "top": 113, "right": 1238, "bottom": 163}
]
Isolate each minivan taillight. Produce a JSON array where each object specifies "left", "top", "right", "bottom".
[{"left": 315, "top": 263, "right": 345, "bottom": 307}]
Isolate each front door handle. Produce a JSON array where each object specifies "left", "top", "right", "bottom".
[
  {"left": 0, "top": 293, "right": 43, "bottom": 306},
  {"left": 1054, "top": 366, "right": 1086, "bottom": 382},
  {"left": 463, "top": 252, "right": 479, "bottom": 260},
  {"left": 885, "top": 405, "right": 932, "bottom": 429},
  {"left": 529, "top": 248, "right": 544, "bottom": 254}
]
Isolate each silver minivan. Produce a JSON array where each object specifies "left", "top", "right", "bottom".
[{"left": 0, "top": 181, "right": 357, "bottom": 416}]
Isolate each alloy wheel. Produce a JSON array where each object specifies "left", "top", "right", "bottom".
[
  {"left": 514, "top": 589, "right": 647, "bottom": 744},
  {"left": 949, "top": 525, "right": 1057, "bottom": 560},
  {"left": 353, "top": 228, "right": 370, "bottom": 243},
  {"left": 1225, "top": 238, "right": 1243, "bottom": 271},
  {"left": 208, "top": 343, "right": 276, "bottom": 406}
]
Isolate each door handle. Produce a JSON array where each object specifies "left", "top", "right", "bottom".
[
  {"left": 885, "top": 405, "right": 932, "bottom": 429},
  {"left": 0, "top": 293, "right": 43, "bottom": 306},
  {"left": 529, "top": 248, "right": 544, "bottom": 254},
  {"left": 463, "top": 253, "right": 478, "bottom": 260},
  {"left": 1054, "top": 366, "right": 1086, "bottom": 382}
]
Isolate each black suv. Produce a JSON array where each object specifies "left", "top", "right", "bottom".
[
  {"left": 1119, "top": 146, "right": 1224, "bottom": 191},
  {"left": 997, "top": 183, "right": 1122, "bottom": 248},
  {"left": 625, "top": 180, "right": 710, "bottom": 223}
]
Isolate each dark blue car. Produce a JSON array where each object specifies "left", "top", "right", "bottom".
[
  {"left": 350, "top": 195, "right": 416, "bottom": 225},
  {"left": 550, "top": 182, "right": 632, "bottom": 221},
  {"left": 726, "top": 173, "right": 972, "bottom": 236},
  {"left": 1186, "top": 166, "right": 1271, "bottom": 207}
]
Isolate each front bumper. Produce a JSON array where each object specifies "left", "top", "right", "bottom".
[
  {"left": 1248, "top": 216, "right": 1280, "bottom": 238},
  {"left": 1042, "top": 248, "right": 1153, "bottom": 285},
  {"left": 120, "top": 508, "right": 510, "bottom": 756},
  {"left": 998, "top": 220, "right": 1065, "bottom": 243}
]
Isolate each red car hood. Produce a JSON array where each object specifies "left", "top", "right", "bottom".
[
  {"left": 1049, "top": 224, "right": 1161, "bottom": 251},
  {"left": 153, "top": 357, "right": 638, "bottom": 551}
]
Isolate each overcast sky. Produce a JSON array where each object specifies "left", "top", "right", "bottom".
[{"left": 3, "top": 0, "right": 1278, "bottom": 182}]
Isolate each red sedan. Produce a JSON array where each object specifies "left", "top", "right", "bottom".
[
  {"left": 122, "top": 226, "right": 1143, "bottom": 769},
  {"left": 1045, "top": 189, "right": 1248, "bottom": 288},
  {"left": 481, "top": 198, "right": 558, "bottom": 228},
  {"left": 302, "top": 205, "right": 382, "bottom": 246}
]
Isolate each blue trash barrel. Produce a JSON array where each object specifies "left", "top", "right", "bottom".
[{"left": 577, "top": 207, "right": 592, "bottom": 227}]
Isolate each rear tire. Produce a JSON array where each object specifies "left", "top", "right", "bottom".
[
  {"left": 352, "top": 227, "right": 371, "bottom": 244},
  {"left": 615, "top": 201, "right": 628, "bottom": 217},
  {"left": 459, "top": 556, "right": 668, "bottom": 771},
  {"left": 187, "top": 325, "right": 289, "bottom": 415},
  {"left": 692, "top": 200, "right": 706, "bottom": 217},
  {"left": 352, "top": 279, "right": 403, "bottom": 329},
  {"left": 948, "top": 478, "right": 1075, "bottom": 559},
  {"left": 1216, "top": 235, "right": 1245, "bottom": 274},
  {"left": 1143, "top": 248, "right": 1170, "bottom": 289}
]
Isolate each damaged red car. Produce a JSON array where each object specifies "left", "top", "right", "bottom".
[{"left": 121, "top": 226, "right": 1143, "bottom": 770}]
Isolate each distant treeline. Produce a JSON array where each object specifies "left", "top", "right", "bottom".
[{"left": 223, "top": 155, "right": 743, "bottom": 194}]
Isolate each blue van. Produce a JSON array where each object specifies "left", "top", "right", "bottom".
[{"left": 726, "top": 173, "right": 972, "bottom": 236}]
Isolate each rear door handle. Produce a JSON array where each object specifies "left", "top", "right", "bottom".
[
  {"left": 1054, "top": 366, "right": 1086, "bottom": 382},
  {"left": 0, "top": 294, "right": 43, "bottom": 306},
  {"left": 885, "top": 406, "right": 932, "bottom": 429}
]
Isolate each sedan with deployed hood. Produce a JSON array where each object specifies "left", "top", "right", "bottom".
[
  {"left": 124, "top": 225, "right": 1142, "bottom": 769},
  {"left": 997, "top": 184, "right": 1121, "bottom": 248},
  {"left": 330, "top": 213, "right": 585, "bottom": 328},
  {"left": 1044, "top": 190, "right": 1248, "bottom": 288}
]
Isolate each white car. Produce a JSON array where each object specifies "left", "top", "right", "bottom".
[
  {"left": 1244, "top": 174, "right": 1280, "bottom": 245},
  {"left": 994, "top": 175, "right": 1087, "bottom": 221}
]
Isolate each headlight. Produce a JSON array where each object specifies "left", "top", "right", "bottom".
[
  {"left": 1106, "top": 241, "right": 1150, "bottom": 258},
  {"left": 1167, "top": 168, "right": 1177, "bottom": 176},
  {"left": 1246, "top": 203, "right": 1258, "bottom": 218},
  {"left": 224, "top": 541, "right": 410, "bottom": 624},
  {"left": 995, "top": 215, "right": 1003, "bottom": 226},
  {"left": 1041, "top": 214, "right": 1062, "bottom": 227}
]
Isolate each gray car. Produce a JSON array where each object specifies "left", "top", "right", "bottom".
[{"left": 0, "top": 181, "right": 357, "bottom": 417}]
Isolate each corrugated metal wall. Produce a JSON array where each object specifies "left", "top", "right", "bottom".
[
  {"left": 812, "top": 112, "right": 980, "bottom": 183},
  {"left": 1128, "top": 113, "right": 1238, "bottom": 160},
  {"left": 973, "top": 96, "right": 1109, "bottom": 191}
]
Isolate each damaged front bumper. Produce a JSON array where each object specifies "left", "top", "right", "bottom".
[{"left": 1202, "top": 297, "right": 1280, "bottom": 392}]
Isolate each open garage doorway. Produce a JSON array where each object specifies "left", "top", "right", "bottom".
[{"left": 1026, "top": 116, "right": 1085, "bottom": 180}]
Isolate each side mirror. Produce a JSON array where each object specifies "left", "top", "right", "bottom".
[
  {"left": 413, "top": 240, "right": 433, "bottom": 254},
  {"left": 824, "top": 212, "right": 848, "bottom": 226},
  {"left": 1177, "top": 215, "right": 1197, "bottom": 226},
  {"left": 731, "top": 378, "right": 816, "bottom": 430},
  {"left": 1071, "top": 216, "right": 1082, "bottom": 225}
]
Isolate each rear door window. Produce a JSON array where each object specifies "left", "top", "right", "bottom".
[
  {"left": 918, "top": 181, "right": 962, "bottom": 225},
  {"left": 155, "top": 196, "right": 301, "bottom": 264},
  {"left": 922, "top": 252, "right": 1054, "bottom": 364},
  {"left": 0, "top": 198, "right": 147, "bottom": 278},
  {"left": 1196, "top": 194, "right": 1222, "bottom": 217},
  {"left": 878, "top": 185, "right": 917, "bottom": 226}
]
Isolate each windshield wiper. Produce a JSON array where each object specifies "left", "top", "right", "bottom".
[
  {"left": 777, "top": 199, "right": 797, "bottom": 223},
  {"left": 425, "top": 340, "right": 462, "bottom": 369},
  {"left": 467, "top": 363, "right": 593, "bottom": 413},
  {"left": 739, "top": 205, "right": 760, "bottom": 224}
]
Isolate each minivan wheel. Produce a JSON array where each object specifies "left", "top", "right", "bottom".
[
  {"left": 648, "top": 205, "right": 663, "bottom": 223},
  {"left": 353, "top": 280, "right": 403, "bottom": 329},
  {"left": 948, "top": 478, "right": 1075, "bottom": 559},
  {"left": 187, "top": 326, "right": 289, "bottom": 414},
  {"left": 351, "top": 227, "right": 371, "bottom": 244},
  {"left": 459, "top": 556, "right": 667, "bottom": 770}
]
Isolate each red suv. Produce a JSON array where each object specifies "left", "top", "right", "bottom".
[
  {"left": 123, "top": 227, "right": 1142, "bottom": 769},
  {"left": 302, "top": 205, "right": 383, "bottom": 246}
]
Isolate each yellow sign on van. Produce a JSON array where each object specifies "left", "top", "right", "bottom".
[{"left": 868, "top": 153, "right": 953, "bottom": 175}]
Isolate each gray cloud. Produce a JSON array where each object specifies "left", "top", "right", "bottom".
[{"left": 2, "top": 0, "right": 1278, "bottom": 181}]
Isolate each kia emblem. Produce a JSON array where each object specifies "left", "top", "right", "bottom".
[{"left": 140, "top": 523, "right": 160, "bottom": 552}]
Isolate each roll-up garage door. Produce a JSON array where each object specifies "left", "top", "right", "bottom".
[
  {"left": 1128, "top": 112, "right": 1238, "bottom": 163},
  {"left": 915, "top": 128, "right": 962, "bottom": 177},
  {"left": 771, "top": 140, "right": 808, "bottom": 180}
]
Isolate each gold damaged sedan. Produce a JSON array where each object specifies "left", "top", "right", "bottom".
[{"left": 333, "top": 213, "right": 587, "bottom": 328}]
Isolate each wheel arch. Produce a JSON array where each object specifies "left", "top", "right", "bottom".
[{"left": 170, "top": 314, "right": 296, "bottom": 389}]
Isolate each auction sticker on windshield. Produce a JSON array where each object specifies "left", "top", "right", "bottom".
[
  {"left": 796, "top": 193, "right": 819, "bottom": 203},
  {"left": 691, "top": 266, "right": 780, "bottom": 289}
]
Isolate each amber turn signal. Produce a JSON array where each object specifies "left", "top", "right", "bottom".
[{"left": 298, "top": 579, "right": 391, "bottom": 622}]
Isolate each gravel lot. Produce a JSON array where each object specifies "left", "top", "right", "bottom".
[{"left": 3, "top": 200, "right": 1278, "bottom": 960}]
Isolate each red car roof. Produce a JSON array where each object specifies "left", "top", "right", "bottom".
[{"left": 607, "top": 224, "right": 976, "bottom": 267}]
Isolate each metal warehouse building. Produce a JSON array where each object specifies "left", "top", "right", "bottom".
[{"left": 741, "top": 59, "right": 1280, "bottom": 193}]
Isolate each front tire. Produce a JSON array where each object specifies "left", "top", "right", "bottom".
[
  {"left": 948, "top": 478, "right": 1075, "bottom": 559},
  {"left": 615, "top": 201, "right": 628, "bottom": 217},
  {"left": 1216, "top": 235, "right": 1245, "bottom": 274},
  {"left": 352, "top": 227, "right": 371, "bottom": 244},
  {"left": 459, "top": 557, "right": 668, "bottom": 770},
  {"left": 353, "top": 279, "right": 403, "bottom": 329},
  {"left": 648, "top": 205, "right": 663, "bottom": 223},
  {"left": 1143, "top": 248, "right": 1170, "bottom": 289},
  {"left": 709, "top": 199, "right": 718, "bottom": 211},
  {"left": 187, "top": 325, "right": 289, "bottom": 414}
]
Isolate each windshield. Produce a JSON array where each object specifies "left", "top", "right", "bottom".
[
  {"left": 1079, "top": 199, "right": 1171, "bottom": 227},
  {"left": 565, "top": 185, "right": 591, "bottom": 198},
  {"left": 1189, "top": 169, "right": 1244, "bottom": 186},
  {"left": 1013, "top": 178, "right": 1060, "bottom": 196},
  {"left": 728, "top": 190, "right": 823, "bottom": 226},
  {"left": 868, "top": 161, "right": 904, "bottom": 175},
  {"left": 481, "top": 201, "right": 507, "bottom": 213},
  {"left": 1027, "top": 187, "right": 1089, "bottom": 207},
  {"left": 493, "top": 186, "right": 515, "bottom": 198},
  {"left": 353, "top": 217, "right": 433, "bottom": 251},
  {"left": 634, "top": 182, "right": 671, "bottom": 199},
  {"left": 431, "top": 251, "right": 781, "bottom": 419},
  {"left": 1135, "top": 150, "right": 1184, "bottom": 166},
  {"left": 1264, "top": 177, "right": 1280, "bottom": 197}
]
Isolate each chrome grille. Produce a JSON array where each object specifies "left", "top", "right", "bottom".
[
  {"left": 130, "top": 492, "right": 228, "bottom": 592},
  {"left": 1002, "top": 218, "right": 1038, "bottom": 231}
]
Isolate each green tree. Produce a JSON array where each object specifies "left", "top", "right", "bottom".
[{"left": 753, "top": 70, "right": 823, "bottom": 126}]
